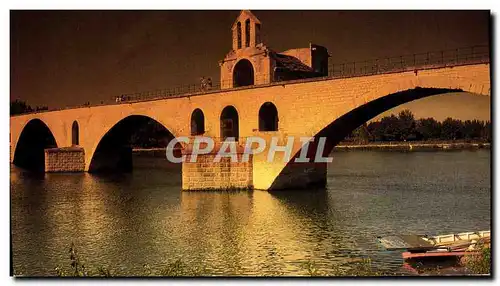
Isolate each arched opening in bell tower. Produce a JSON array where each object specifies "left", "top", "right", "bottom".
[
  {"left": 233, "top": 59, "right": 254, "bottom": 87},
  {"left": 245, "top": 19, "right": 251, "bottom": 47},
  {"left": 237, "top": 22, "right": 242, "bottom": 49}
]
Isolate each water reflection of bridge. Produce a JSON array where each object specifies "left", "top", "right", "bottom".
[{"left": 177, "top": 190, "right": 359, "bottom": 275}]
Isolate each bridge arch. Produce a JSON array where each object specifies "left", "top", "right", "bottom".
[
  {"left": 266, "top": 85, "right": 489, "bottom": 191},
  {"left": 88, "top": 115, "right": 176, "bottom": 172},
  {"left": 72, "top": 121, "right": 79, "bottom": 146},
  {"left": 312, "top": 87, "right": 466, "bottom": 156},
  {"left": 233, "top": 59, "right": 254, "bottom": 87},
  {"left": 220, "top": 105, "right": 239, "bottom": 141},
  {"left": 190, "top": 108, "right": 205, "bottom": 136},
  {"left": 259, "top": 102, "right": 279, "bottom": 131},
  {"left": 13, "top": 118, "right": 58, "bottom": 172}
]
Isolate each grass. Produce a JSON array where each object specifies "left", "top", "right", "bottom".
[
  {"left": 461, "top": 241, "right": 491, "bottom": 275},
  {"left": 52, "top": 243, "right": 490, "bottom": 277},
  {"left": 54, "top": 243, "right": 113, "bottom": 277},
  {"left": 54, "top": 243, "right": 208, "bottom": 277},
  {"left": 54, "top": 244, "right": 390, "bottom": 277},
  {"left": 301, "top": 257, "right": 393, "bottom": 277}
]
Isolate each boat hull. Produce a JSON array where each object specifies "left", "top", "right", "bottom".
[{"left": 403, "top": 251, "right": 469, "bottom": 260}]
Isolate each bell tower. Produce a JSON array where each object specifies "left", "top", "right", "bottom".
[
  {"left": 221, "top": 10, "right": 271, "bottom": 89},
  {"left": 231, "top": 10, "right": 262, "bottom": 51}
]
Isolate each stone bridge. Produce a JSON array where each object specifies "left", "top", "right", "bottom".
[{"left": 10, "top": 62, "right": 490, "bottom": 190}]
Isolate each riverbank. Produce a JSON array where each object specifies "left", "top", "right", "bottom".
[
  {"left": 335, "top": 141, "right": 490, "bottom": 151},
  {"left": 132, "top": 141, "right": 490, "bottom": 156}
]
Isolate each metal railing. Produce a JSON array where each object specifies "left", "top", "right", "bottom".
[
  {"left": 114, "top": 74, "right": 275, "bottom": 103},
  {"left": 13, "top": 45, "right": 490, "bottom": 116},
  {"left": 327, "top": 45, "right": 489, "bottom": 78}
]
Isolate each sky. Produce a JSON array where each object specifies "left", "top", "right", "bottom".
[{"left": 10, "top": 10, "right": 491, "bottom": 120}]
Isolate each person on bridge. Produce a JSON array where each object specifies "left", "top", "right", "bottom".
[{"left": 200, "top": 77, "right": 212, "bottom": 91}]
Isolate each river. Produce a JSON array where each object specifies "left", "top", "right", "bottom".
[{"left": 10, "top": 150, "right": 491, "bottom": 276}]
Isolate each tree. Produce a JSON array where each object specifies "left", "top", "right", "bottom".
[
  {"left": 350, "top": 123, "right": 370, "bottom": 143},
  {"left": 344, "top": 112, "right": 487, "bottom": 144},
  {"left": 397, "top": 109, "right": 416, "bottom": 141},
  {"left": 367, "top": 121, "right": 384, "bottom": 141},
  {"left": 482, "top": 121, "right": 491, "bottom": 142},
  {"left": 10, "top": 99, "right": 33, "bottom": 115},
  {"left": 416, "top": 118, "right": 441, "bottom": 141},
  {"left": 441, "top": 117, "right": 463, "bottom": 140},
  {"left": 379, "top": 115, "right": 400, "bottom": 141},
  {"left": 462, "top": 119, "right": 484, "bottom": 140},
  {"left": 10, "top": 100, "right": 49, "bottom": 115},
  {"left": 129, "top": 120, "right": 174, "bottom": 148}
]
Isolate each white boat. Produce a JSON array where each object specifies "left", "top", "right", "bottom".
[
  {"left": 378, "top": 230, "right": 490, "bottom": 252},
  {"left": 421, "top": 230, "right": 490, "bottom": 248}
]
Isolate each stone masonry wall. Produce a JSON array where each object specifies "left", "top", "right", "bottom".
[
  {"left": 45, "top": 147, "right": 85, "bottom": 172},
  {"left": 182, "top": 153, "right": 253, "bottom": 191}
]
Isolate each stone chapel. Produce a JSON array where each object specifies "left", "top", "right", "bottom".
[{"left": 219, "top": 10, "right": 330, "bottom": 89}]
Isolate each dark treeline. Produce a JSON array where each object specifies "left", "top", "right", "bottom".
[
  {"left": 129, "top": 120, "right": 174, "bottom": 148},
  {"left": 11, "top": 100, "right": 48, "bottom": 115},
  {"left": 345, "top": 109, "right": 491, "bottom": 143}
]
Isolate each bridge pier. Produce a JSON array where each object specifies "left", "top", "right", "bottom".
[
  {"left": 260, "top": 162, "right": 327, "bottom": 190},
  {"left": 180, "top": 141, "right": 328, "bottom": 191},
  {"left": 181, "top": 155, "right": 327, "bottom": 191},
  {"left": 251, "top": 150, "right": 327, "bottom": 191},
  {"left": 44, "top": 147, "right": 85, "bottom": 172},
  {"left": 182, "top": 147, "right": 253, "bottom": 191}
]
